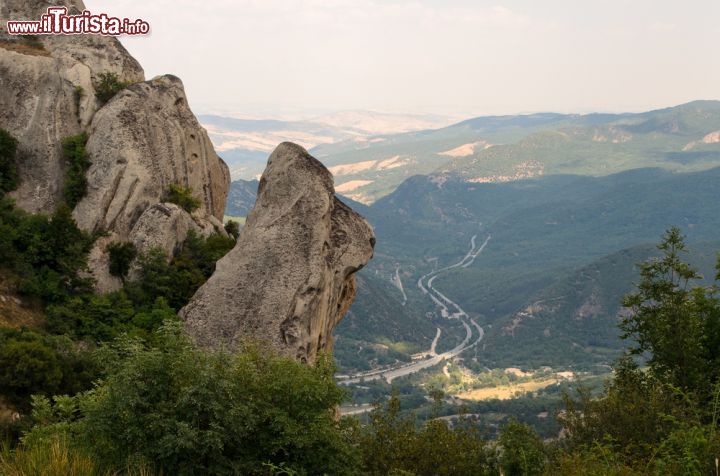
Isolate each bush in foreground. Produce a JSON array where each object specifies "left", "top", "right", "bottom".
[{"left": 23, "top": 323, "right": 357, "bottom": 475}]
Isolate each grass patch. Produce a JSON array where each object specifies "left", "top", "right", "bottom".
[{"left": 456, "top": 378, "right": 558, "bottom": 401}]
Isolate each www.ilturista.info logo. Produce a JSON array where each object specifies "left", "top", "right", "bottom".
[{"left": 6, "top": 7, "right": 150, "bottom": 36}]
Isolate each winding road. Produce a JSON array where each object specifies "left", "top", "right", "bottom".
[{"left": 337, "top": 234, "right": 490, "bottom": 385}]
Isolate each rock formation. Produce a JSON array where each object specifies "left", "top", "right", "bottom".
[
  {"left": 73, "top": 75, "right": 228, "bottom": 237},
  {"left": 181, "top": 143, "right": 375, "bottom": 363},
  {"left": 73, "top": 75, "right": 230, "bottom": 291},
  {"left": 0, "top": 0, "right": 229, "bottom": 292},
  {"left": 1, "top": 1, "right": 370, "bottom": 351}
]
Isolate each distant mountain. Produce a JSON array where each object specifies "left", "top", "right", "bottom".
[
  {"left": 477, "top": 241, "right": 720, "bottom": 369},
  {"left": 223, "top": 104, "right": 720, "bottom": 373},
  {"left": 441, "top": 100, "right": 720, "bottom": 183},
  {"left": 310, "top": 101, "right": 720, "bottom": 204},
  {"left": 225, "top": 179, "right": 258, "bottom": 217}
]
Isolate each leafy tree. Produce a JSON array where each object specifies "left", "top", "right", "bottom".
[
  {"left": 46, "top": 289, "right": 178, "bottom": 343},
  {"left": 0, "top": 128, "right": 19, "bottom": 193},
  {"left": 620, "top": 227, "right": 718, "bottom": 395},
  {"left": 558, "top": 356, "right": 689, "bottom": 463},
  {"left": 106, "top": 241, "right": 137, "bottom": 281},
  {"left": 164, "top": 183, "right": 201, "bottom": 213},
  {"left": 125, "top": 231, "right": 234, "bottom": 310},
  {"left": 61, "top": 133, "right": 91, "bottom": 208},
  {"left": 557, "top": 229, "right": 720, "bottom": 472},
  {"left": 94, "top": 72, "right": 131, "bottom": 104},
  {"left": 5, "top": 204, "right": 94, "bottom": 302},
  {"left": 0, "top": 329, "right": 96, "bottom": 410},
  {"left": 549, "top": 440, "right": 641, "bottom": 476},
  {"left": 498, "top": 420, "right": 546, "bottom": 476}
]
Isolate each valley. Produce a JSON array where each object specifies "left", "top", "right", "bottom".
[
  {"left": 337, "top": 234, "right": 488, "bottom": 385},
  {"left": 221, "top": 101, "right": 720, "bottom": 428}
]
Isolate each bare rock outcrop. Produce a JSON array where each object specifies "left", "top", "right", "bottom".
[
  {"left": 0, "top": 0, "right": 144, "bottom": 212},
  {"left": 180, "top": 143, "right": 375, "bottom": 363},
  {"left": 73, "top": 75, "right": 229, "bottom": 237}
]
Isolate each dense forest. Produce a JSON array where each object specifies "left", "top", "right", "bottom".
[{"left": 1, "top": 127, "right": 720, "bottom": 474}]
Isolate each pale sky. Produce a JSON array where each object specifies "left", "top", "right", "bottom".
[{"left": 87, "top": 0, "right": 720, "bottom": 119}]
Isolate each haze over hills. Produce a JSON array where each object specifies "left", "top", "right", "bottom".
[
  {"left": 221, "top": 100, "right": 720, "bottom": 204},
  {"left": 310, "top": 100, "right": 720, "bottom": 203},
  {"left": 199, "top": 111, "right": 455, "bottom": 180}
]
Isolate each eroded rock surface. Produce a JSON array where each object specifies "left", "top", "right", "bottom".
[
  {"left": 73, "top": 75, "right": 229, "bottom": 237},
  {"left": 0, "top": 0, "right": 144, "bottom": 212},
  {"left": 181, "top": 143, "right": 375, "bottom": 363}
]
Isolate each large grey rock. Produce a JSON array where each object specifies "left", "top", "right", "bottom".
[
  {"left": 73, "top": 75, "right": 230, "bottom": 237},
  {"left": 0, "top": 0, "right": 144, "bottom": 212},
  {"left": 181, "top": 143, "right": 375, "bottom": 363}
]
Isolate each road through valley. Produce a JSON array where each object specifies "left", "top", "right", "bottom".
[{"left": 337, "top": 234, "right": 490, "bottom": 385}]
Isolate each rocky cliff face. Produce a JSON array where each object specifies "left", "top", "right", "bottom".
[
  {"left": 0, "top": 0, "right": 144, "bottom": 212},
  {"left": 73, "top": 75, "right": 229, "bottom": 237},
  {"left": 181, "top": 143, "right": 375, "bottom": 364},
  {"left": 0, "top": 0, "right": 229, "bottom": 292}
]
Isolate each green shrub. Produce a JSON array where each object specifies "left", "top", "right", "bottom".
[
  {"left": 123, "top": 230, "right": 234, "bottom": 311},
  {"left": 164, "top": 183, "right": 201, "bottom": 212},
  {"left": 0, "top": 128, "right": 18, "bottom": 193},
  {"left": 25, "top": 323, "right": 357, "bottom": 475},
  {"left": 45, "top": 230, "right": 232, "bottom": 341},
  {"left": 46, "top": 292, "right": 177, "bottom": 343},
  {"left": 61, "top": 133, "right": 91, "bottom": 209},
  {"left": 1, "top": 203, "right": 95, "bottom": 303},
  {"left": 106, "top": 241, "right": 137, "bottom": 280},
  {"left": 224, "top": 219, "right": 240, "bottom": 239},
  {"left": 74, "top": 86, "right": 84, "bottom": 118},
  {"left": 94, "top": 72, "right": 131, "bottom": 104}
]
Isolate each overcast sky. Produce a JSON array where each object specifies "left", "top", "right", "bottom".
[{"left": 87, "top": 0, "right": 720, "bottom": 119}]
